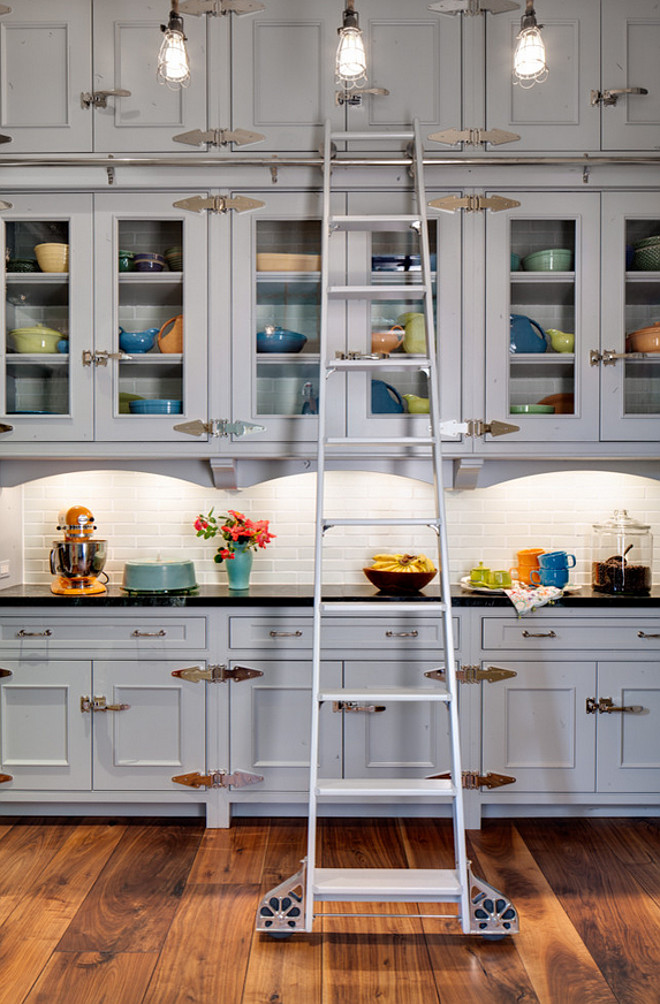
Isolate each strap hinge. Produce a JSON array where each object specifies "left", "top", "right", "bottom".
[
  {"left": 179, "top": 0, "right": 265, "bottom": 14},
  {"left": 428, "top": 0, "right": 520, "bottom": 15},
  {"left": 0, "top": 773, "right": 12, "bottom": 784},
  {"left": 171, "top": 768, "right": 264, "bottom": 789},
  {"left": 428, "top": 126, "right": 520, "bottom": 147},
  {"left": 428, "top": 194, "right": 521, "bottom": 214},
  {"left": 426, "top": 665, "right": 517, "bottom": 684},
  {"left": 172, "top": 127, "right": 265, "bottom": 147},
  {"left": 431, "top": 770, "right": 516, "bottom": 789},
  {"left": 467, "top": 418, "right": 520, "bottom": 438},
  {"left": 172, "top": 194, "right": 265, "bottom": 214},
  {"left": 172, "top": 418, "right": 265, "bottom": 438},
  {"left": 171, "top": 664, "right": 263, "bottom": 683}
]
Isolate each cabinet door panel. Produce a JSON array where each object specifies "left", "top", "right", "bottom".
[
  {"left": 343, "top": 661, "right": 452, "bottom": 779},
  {"left": 230, "top": 1, "right": 343, "bottom": 153},
  {"left": 485, "top": 0, "right": 600, "bottom": 152},
  {"left": 229, "top": 659, "right": 342, "bottom": 792},
  {"left": 601, "top": 0, "right": 660, "bottom": 151},
  {"left": 92, "top": 0, "right": 207, "bottom": 153},
  {"left": 597, "top": 662, "right": 660, "bottom": 794},
  {"left": 92, "top": 660, "right": 206, "bottom": 790},
  {"left": 0, "top": 0, "right": 92, "bottom": 153},
  {"left": 481, "top": 660, "right": 596, "bottom": 792},
  {"left": 0, "top": 660, "right": 91, "bottom": 790}
]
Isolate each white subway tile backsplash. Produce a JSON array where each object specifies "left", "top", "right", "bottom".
[{"left": 14, "top": 468, "right": 660, "bottom": 588}]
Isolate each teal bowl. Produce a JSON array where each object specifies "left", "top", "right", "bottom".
[{"left": 522, "top": 248, "right": 573, "bottom": 272}]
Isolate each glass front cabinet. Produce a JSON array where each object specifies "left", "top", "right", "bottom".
[{"left": 2, "top": 192, "right": 209, "bottom": 445}]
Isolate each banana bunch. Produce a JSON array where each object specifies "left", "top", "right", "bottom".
[{"left": 370, "top": 553, "right": 436, "bottom": 573}]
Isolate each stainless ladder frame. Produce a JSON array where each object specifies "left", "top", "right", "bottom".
[{"left": 257, "top": 120, "right": 518, "bottom": 939}]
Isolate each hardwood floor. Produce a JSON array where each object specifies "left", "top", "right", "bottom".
[{"left": 0, "top": 816, "right": 658, "bottom": 1003}]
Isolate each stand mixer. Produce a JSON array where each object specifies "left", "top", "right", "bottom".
[{"left": 49, "top": 505, "right": 109, "bottom": 595}]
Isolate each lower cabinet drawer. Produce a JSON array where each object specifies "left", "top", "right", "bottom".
[
  {"left": 481, "top": 617, "right": 660, "bottom": 651},
  {"left": 0, "top": 617, "right": 207, "bottom": 650},
  {"left": 229, "top": 616, "right": 459, "bottom": 651}
]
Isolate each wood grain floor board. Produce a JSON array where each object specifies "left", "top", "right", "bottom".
[
  {"left": 515, "top": 819, "right": 660, "bottom": 1004},
  {"left": 468, "top": 823, "right": 618, "bottom": 1004},
  {"left": 260, "top": 819, "right": 308, "bottom": 889},
  {"left": 22, "top": 951, "right": 158, "bottom": 1004},
  {"left": 141, "top": 883, "right": 259, "bottom": 1004},
  {"left": 187, "top": 817, "right": 270, "bottom": 885},
  {"left": 0, "top": 818, "right": 80, "bottom": 927},
  {"left": 58, "top": 820, "right": 204, "bottom": 954}
]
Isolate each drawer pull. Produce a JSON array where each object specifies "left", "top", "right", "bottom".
[
  {"left": 269, "top": 630, "right": 303, "bottom": 638},
  {"left": 17, "top": 629, "right": 52, "bottom": 638},
  {"left": 638, "top": 631, "right": 660, "bottom": 640},
  {"left": 521, "top": 629, "right": 556, "bottom": 639},
  {"left": 386, "top": 630, "right": 419, "bottom": 638},
  {"left": 131, "top": 629, "right": 167, "bottom": 638}
]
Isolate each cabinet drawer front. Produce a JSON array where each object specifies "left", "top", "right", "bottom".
[
  {"left": 0, "top": 618, "right": 206, "bottom": 650},
  {"left": 482, "top": 618, "right": 660, "bottom": 651},
  {"left": 229, "top": 617, "right": 459, "bottom": 651}
]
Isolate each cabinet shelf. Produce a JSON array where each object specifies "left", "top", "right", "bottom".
[
  {"left": 6, "top": 274, "right": 69, "bottom": 307},
  {"left": 118, "top": 273, "right": 183, "bottom": 307},
  {"left": 256, "top": 352, "right": 320, "bottom": 364},
  {"left": 5, "top": 354, "right": 69, "bottom": 366}
]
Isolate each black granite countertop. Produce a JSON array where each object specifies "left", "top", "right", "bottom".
[{"left": 1, "top": 583, "right": 660, "bottom": 608}]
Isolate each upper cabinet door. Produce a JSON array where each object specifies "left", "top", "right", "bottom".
[
  {"left": 485, "top": 0, "right": 601, "bottom": 152},
  {"left": 601, "top": 0, "right": 660, "bottom": 151},
  {"left": 230, "top": 0, "right": 343, "bottom": 153},
  {"left": 0, "top": 0, "right": 92, "bottom": 153},
  {"left": 92, "top": 0, "right": 207, "bottom": 153},
  {"left": 344, "top": 0, "right": 462, "bottom": 146}
]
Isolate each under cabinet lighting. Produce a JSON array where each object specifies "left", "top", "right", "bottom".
[
  {"left": 513, "top": 0, "right": 547, "bottom": 88},
  {"left": 158, "top": 0, "right": 191, "bottom": 89},
  {"left": 335, "top": 0, "right": 367, "bottom": 89}
]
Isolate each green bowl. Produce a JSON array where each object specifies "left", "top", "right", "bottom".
[
  {"left": 510, "top": 404, "right": 555, "bottom": 414},
  {"left": 7, "top": 258, "right": 39, "bottom": 273},
  {"left": 632, "top": 245, "right": 660, "bottom": 271},
  {"left": 522, "top": 248, "right": 573, "bottom": 272},
  {"left": 118, "top": 250, "right": 134, "bottom": 272}
]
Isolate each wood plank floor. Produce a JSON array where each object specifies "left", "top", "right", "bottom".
[{"left": 0, "top": 816, "right": 658, "bottom": 1003}]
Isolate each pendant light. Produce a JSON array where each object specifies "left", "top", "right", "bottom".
[
  {"left": 158, "top": 0, "right": 191, "bottom": 89},
  {"left": 335, "top": 0, "right": 367, "bottom": 90},
  {"left": 513, "top": 0, "right": 547, "bottom": 88}
]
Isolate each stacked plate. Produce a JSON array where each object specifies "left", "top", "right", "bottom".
[{"left": 632, "top": 235, "right": 660, "bottom": 271}]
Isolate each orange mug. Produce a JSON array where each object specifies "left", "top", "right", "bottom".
[{"left": 510, "top": 548, "right": 545, "bottom": 585}]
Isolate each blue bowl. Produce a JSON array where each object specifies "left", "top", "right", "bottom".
[
  {"left": 257, "top": 327, "right": 307, "bottom": 354},
  {"left": 129, "top": 399, "right": 182, "bottom": 415},
  {"left": 119, "top": 327, "right": 158, "bottom": 353},
  {"left": 133, "top": 252, "right": 167, "bottom": 273}
]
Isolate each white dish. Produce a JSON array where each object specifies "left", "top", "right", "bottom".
[{"left": 459, "top": 576, "right": 581, "bottom": 595}]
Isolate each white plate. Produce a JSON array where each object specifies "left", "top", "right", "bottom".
[{"left": 459, "top": 576, "right": 581, "bottom": 596}]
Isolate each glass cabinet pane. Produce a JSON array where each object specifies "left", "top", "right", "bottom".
[
  {"left": 509, "top": 218, "right": 576, "bottom": 418},
  {"left": 255, "top": 219, "right": 321, "bottom": 417},
  {"left": 4, "top": 219, "right": 70, "bottom": 417},
  {"left": 623, "top": 216, "right": 660, "bottom": 417},
  {"left": 116, "top": 219, "right": 184, "bottom": 419}
]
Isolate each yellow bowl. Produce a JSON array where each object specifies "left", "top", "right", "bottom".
[
  {"left": 9, "top": 327, "right": 62, "bottom": 353},
  {"left": 34, "top": 242, "right": 69, "bottom": 273}
]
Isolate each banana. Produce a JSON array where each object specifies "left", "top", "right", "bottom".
[{"left": 369, "top": 552, "right": 437, "bottom": 574}]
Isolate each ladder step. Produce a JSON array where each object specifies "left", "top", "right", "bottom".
[
  {"left": 312, "top": 867, "right": 463, "bottom": 903},
  {"left": 329, "top": 130, "right": 414, "bottom": 142},
  {"left": 328, "top": 357, "right": 432, "bottom": 371},
  {"left": 328, "top": 285, "right": 429, "bottom": 300},
  {"left": 330, "top": 214, "right": 422, "bottom": 232},
  {"left": 325, "top": 437, "right": 435, "bottom": 446},
  {"left": 320, "top": 601, "right": 445, "bottom": 614},
  {"left": 318, "top": 688, "right": 450, "bottom": 703},
  {"left": 323, "top": 517, "right": 440, "bottom": 527},
  {"left": 316, "top": 779, "right": 456, "bottom": 798}
]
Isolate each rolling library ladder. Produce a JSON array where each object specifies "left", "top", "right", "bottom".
[{"left": 257, "top": 121, "right": 518, "bottom": 938}]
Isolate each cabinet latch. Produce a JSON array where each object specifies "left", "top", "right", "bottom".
[
  {"left": 172, "top": 194, "right": 265, "bottom": 214},
  {"left": 171, "top": 664, "right": 263, "bottom": 683},
  {"left": 428, "top": 127, "right": 520, "bottom": 147},
  {"left": 430, "top": 770, "right": 516, "bottom": 789},
  {"left": 426, "top": 665, "right": 517, "bottom": 685},
  {"left": 179, "top": 0, "right": 265, "bottom": 15},
  {"left": 172, "top": 418, "right": 265, "bottom": 438},
  {"left": 332, "top": 701, "right": 386, "bottom": 714},
  {"left": 428, "top": 194, "right": 521, "bottom": 214},
  {"left": 590, "top": 87, "right": 648, "bottom": 107},
  {"left": 172, "top": 127, "right": 265, "bottom": 147},
  {"left": 80, "top": 696, "right": 131, "bottom": 713},
  {"left": 586, "top": 697, "right": 645, "bottom": 715},
  {"left": 335, "top": 87, "right": 390, "bottom": 107},
  {"left": 172, "top": 769, "right": 264, "bottom": 789},
  {"left": 590, "top": 349, "right": 650, "bottom": 367},
  {"left": 428, "top": 0, "right": 520, "bottom": 16},
  {"left": 80, "top": 89, "right": 131, "bottom": 109}
]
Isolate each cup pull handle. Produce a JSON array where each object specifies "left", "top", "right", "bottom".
[
  {"left": 638, "top": 631, "right": 660, "bottom": 640},
  {"left": 17, "top": 629, "right": 53, "bottom": 638},
  {"left": 521, "top": 629, "right": 557, "bottom": 639},
  {"left": 385, "top": 630, "right": 419, "bottom": 638},
  {"left": 269, "top": 630, "right": 303, "bottom": 638},
  {"left": 131, "top": 629, "right": 167, "bottom": 638}
]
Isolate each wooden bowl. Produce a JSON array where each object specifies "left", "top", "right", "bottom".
[
  {"left": 627, "top": 324, "right": 660, "bottom": 353},
  {"left": 363, "top": 567, "right": 437, "bottom": 593}
]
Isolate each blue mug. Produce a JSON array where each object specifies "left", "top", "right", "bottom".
[
  {"left": 530, "top": 566, "right": 569, "bottom": 588},
  {"left": 538, "top": 550, "right": 576, "bottom": 570}
]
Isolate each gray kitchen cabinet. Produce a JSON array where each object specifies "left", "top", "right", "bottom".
[
  {"left": 482, "top": 0, "right": 659, "bottom": 153},
  {"left": 227, "top": 0, "right": 461, "bottom": 154},
  {"left": 1, "top": 190, "right": 213, "bottom": 448},
  {"left": 0, "top": 0, "right": 207, "bottom": 154}
]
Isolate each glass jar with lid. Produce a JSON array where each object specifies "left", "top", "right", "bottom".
[{"left": 591, "top": 509, "right": 653, "bottom": 594}]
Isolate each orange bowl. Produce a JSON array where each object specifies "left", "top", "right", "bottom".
[
  {"left": 627, "top": 324, "right": 660, "bottom": 353},
  {"left": 363, "top": 567, "right": 437, "bottom": 593}
]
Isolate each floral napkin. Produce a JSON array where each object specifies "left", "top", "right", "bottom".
[{"left": 503, "top": 582, "right": 563, "bottom": 615}]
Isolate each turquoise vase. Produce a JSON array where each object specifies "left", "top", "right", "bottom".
[{"left": 225, "top": 544, "right": 253, "bottom": 591}]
